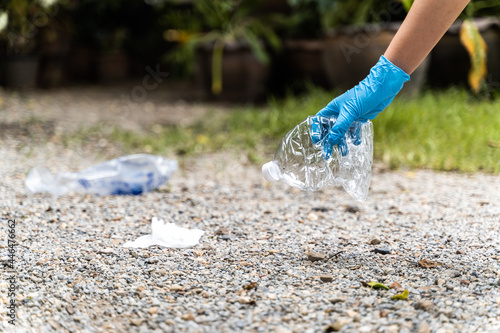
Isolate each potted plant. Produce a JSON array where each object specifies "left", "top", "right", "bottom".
[
  {"left": 427, "top": 0, "right": 500, "bottom": 92},
  {"left": 66, "top": 0, "right": 132, "bottom": 83},
  {"left": 165, "top": 0, "right": 281, "bottom": 102},
  {"left": 63, "top": 0, "right": 99, "bottom": 82},
  {"left": 0, "top": 0, "right": 60, "bottom": 89},
  {"left": 95, "top": 27, "right": 129, "bottom": 82},
  {"left": 320, "top": 0, "right": 428, "bottom": 95}
]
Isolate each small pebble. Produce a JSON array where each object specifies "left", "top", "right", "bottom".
[
  {"left": 445, "top": 270, "right": 461, "bottom": 278},
  {"left": 389, "top": 282, "right": 402, "bottom": 290},
  {"left": 416, "top": 299, "right": 433, "bottom": 311},
  {"left": 325, "top": 318, "right": 351, "bottom": 332},
  {"left": 181, "top": 313, "right": 195, "bottom": 321},
  {"left": 215, "top": 227, "right": 229, "bottom": 236},
  {"left": 306, "top": 251, "right": 326, "bottom": 262},
  {"left": 130, "top": 319, "right": 143, "bottom": 326},
  {"left": 98, "top": 248, "right": 113, "bottom": 254},
  {"left": 345, "top": 205, "right": 360, "bottom": 213},
  {"left": 319, "top": 275, "right": 334, "bottom": 283},
  {"left": 417, "top": 322, "right": 431, "bottom": 333},
  {"left": 146, "top": 257, "right": 159, "bottom": 264},
  {"left": 373, "top": 248, "right": 391, "bottom": 255}
]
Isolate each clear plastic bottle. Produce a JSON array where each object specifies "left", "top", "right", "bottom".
[
  {"left": 262, "top": 115, "right": 373, "bottom": 202},
  {"left": 25, "top": 154, "right": 178, "bottom": 197}
]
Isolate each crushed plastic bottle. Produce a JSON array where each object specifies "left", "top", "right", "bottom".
[
  {"left": 25, "top": 154, "right": 178, "bottom": 197},
  {"left": 262, "top": 115, "right": 373, "bottom": 202}
]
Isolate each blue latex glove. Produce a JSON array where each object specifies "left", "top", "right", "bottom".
[{"left": 311, "top": 55, "right": 410, "bottom": 157}]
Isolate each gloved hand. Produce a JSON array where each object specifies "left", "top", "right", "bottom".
[{"left": 311, "top": 55, "right": 410, "bottom": 157}]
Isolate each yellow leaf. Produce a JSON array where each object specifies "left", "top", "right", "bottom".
[
  {"left": 391, "top": 289, "right": 409, "bottom": 300},
  {"left": 163, "top": 29, "right": 194, "bottom": 44},
  {"left": 459, "top": 19, "right": 488, "bottom": 92},
  {"left": 196, "top": 134, "right": 209, "bottom": 145},
  {"left": 367, "top": 281, "right": 389, "bottom": 290}
]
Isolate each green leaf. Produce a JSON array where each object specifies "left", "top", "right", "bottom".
[
  {"left": 243, "top": 30, "right": 268, "bottom": 64},
  {"left": 391, "top": 290, "right": 409, "bottom": 300},
  {"left": 400, "top": 0, "right": 414, "bottom": 12},
  {"left": 367, "top": 281, "right": 390, "bottom": 290}
]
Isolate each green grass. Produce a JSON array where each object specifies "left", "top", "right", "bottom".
[
  {"left": 70, "top": 88, "right": 500, "bottom": 173},
  {"left": 375, "top": 89, "right": 500, "bottom": 172}
]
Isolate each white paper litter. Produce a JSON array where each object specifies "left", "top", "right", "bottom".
[{"left": 123, "top": 217, "right": 204, "bottom": 248}]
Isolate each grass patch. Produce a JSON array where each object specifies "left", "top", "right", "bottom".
[
  {"left": 375, "top": 89, "right": 500, "bottom": 172},
  {"left": 108, "top": 91, "right": 329, "bottom": 159},
  {"left": 70, "top": 87, "right": 500, "bottom": 173}
]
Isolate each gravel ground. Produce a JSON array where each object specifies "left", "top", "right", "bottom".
[{"left": 1, "top": 86, "right": 499, "bottom": 333}]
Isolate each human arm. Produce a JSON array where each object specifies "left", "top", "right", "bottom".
[
  {"left": 313, "top": 0, "right": 471, "bottom": 154},
  {"left": 384, "top": 0, "right": 471, "bottom": 74}
]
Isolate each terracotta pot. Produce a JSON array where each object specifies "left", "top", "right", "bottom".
[
  {"left": 196, "top": 43, "right": 270, "bottom": 102},
  {"left": 283, "top": 39, "right": 330, "bottom": 89},
  {"left": 3, "top": 56, "right": 39, "bottom": 89},
  {"left": 323, "top": 23, "right": 429, "bottom": 96},
  {"left": 428, "top": 18, "right": 500, "bottom": 88}
]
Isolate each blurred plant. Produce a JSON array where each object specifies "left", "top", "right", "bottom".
[
  {"left": 465, "top": 0, "right": 500, "bottom": 17},
  {"left": 0, "top": 0, "right": 61, "bottom": 55},
  {"left": 276, "top": 0, "right": 322, "bottom": 39},
  {"left": 279, "top": 0, "right": 408, "bottom": 38},
  {"left": 164, "top": 0, "right": 281, "bottom": 95},
  {"left": 69, "top": 0, "right": 129, "bottom": 54},
  {"left": 97, "top": 27, "right": 128, "bottom": 54},
  {"left": 399, "top": 0, "right": 413, "bottom": 12},
  {"left": 402, "top": 0, "right": 500, "bottom": 92},
  {"left": 284, "top": 0, "right": 406, "bottom": 34},
  {"left": 317, "top": 0, "right": 397, "bottom": 32}
]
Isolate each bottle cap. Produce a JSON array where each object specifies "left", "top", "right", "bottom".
[{"left": 262, "top": 161, "right": 282, "bottom": 182}]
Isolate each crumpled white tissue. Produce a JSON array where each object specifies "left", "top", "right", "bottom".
[{"left": 123, "top": 217, "right": 204, "bottom": 248}]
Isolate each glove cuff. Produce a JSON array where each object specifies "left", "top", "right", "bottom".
[{"left": 378, "top": 55, "right": 411, "bottom": 82}]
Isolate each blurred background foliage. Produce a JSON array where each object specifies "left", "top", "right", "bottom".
[
  {"left": 0, "top": 0, "right": 499, "bottom": 92},
  {"left": 1, "top": 0, "right": 500, "bottom": 172}
]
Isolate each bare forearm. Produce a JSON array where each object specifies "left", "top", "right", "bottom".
[{"left": 384, "top": 0, "right": 470, "bottom": 74}]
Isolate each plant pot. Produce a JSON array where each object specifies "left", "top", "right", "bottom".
[
  {"left": 37, "top": 26, "right": 71, "bottom": 88},
  {"left": 196, "top": 43, "right": 270, "bottom": 102},
  {"left": 3, "top": 56, "right": 39, "bottom": 89},
  {"left": 323, "top": 23, "right": 429, "bottom": 95},
  {"left": 283, "top": 40, "right": 330, "bottom": 89},
  {"left": 428, "top": 18, "right": 500, "bottom": 88},
  {"left": 96, "top": 52, "right": 130, "bottom": 82}
]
